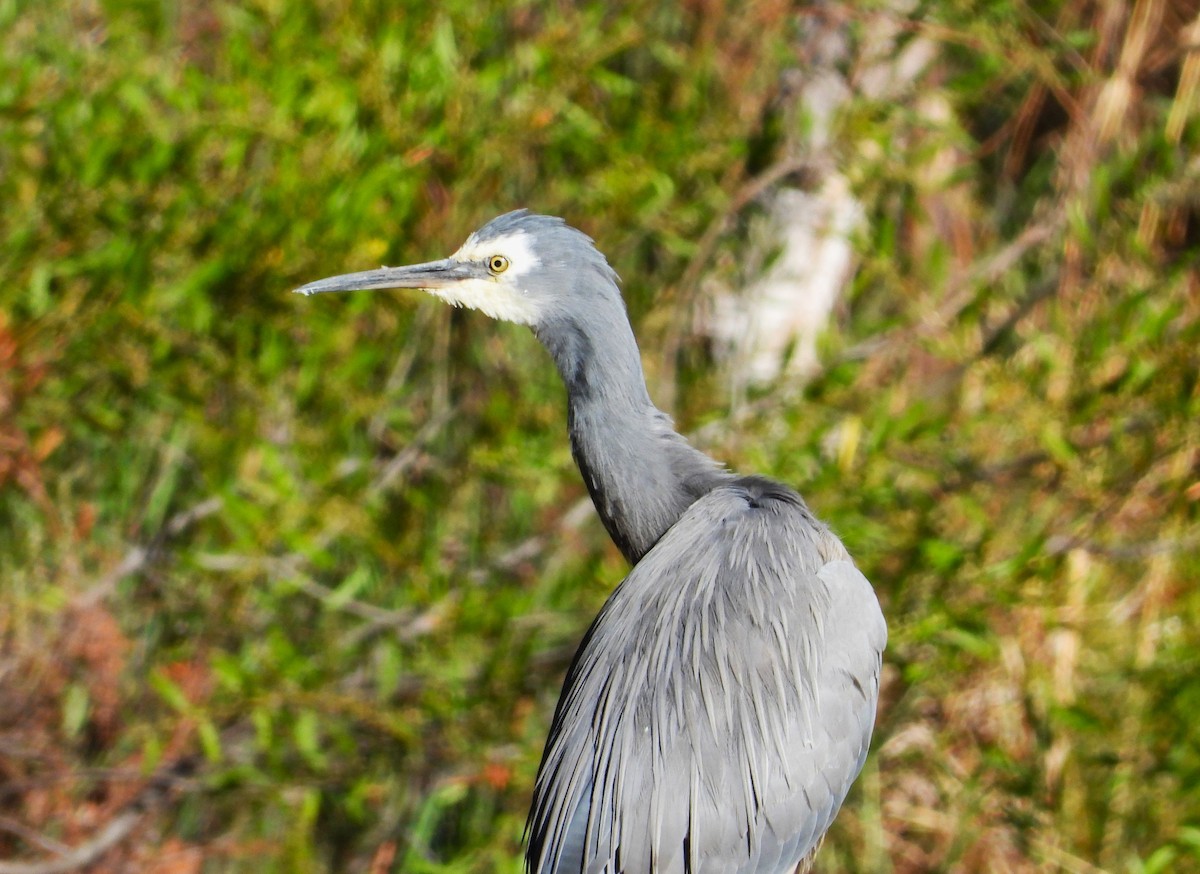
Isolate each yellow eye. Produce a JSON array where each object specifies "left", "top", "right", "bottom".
[{"left": 488, "top": 255, "right": 510, "bottom": 274}]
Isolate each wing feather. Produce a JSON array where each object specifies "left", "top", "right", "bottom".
[{"left": 526, "top": 478, "right": 885, "bottom": 873}]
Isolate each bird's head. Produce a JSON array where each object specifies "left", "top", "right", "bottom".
[{"left": 294, "top": 210, "right": 621, "bottom": 328}]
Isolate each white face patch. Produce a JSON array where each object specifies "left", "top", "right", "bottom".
[
  {"left": 454, "top": 230, "right": 542, "bottom": 280},
  {"left": 431, "top": 231, "right": 543, "bottom": 325}
]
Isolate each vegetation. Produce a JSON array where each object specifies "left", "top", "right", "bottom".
[{"left": 1, "top": 0, "right": 1197, "bottom": 871}]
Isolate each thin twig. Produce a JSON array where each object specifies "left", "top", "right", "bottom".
[
  {"left": 1046, "top": 532, "right": 1200, "bottom": 559},
  {"left": 674, "top": 156, "right": 821, "bottom": 301},
  {"left": 368, "top": 408, "right": 455, "bottom": 497},
  {"left": 340, "top": 595, "right": 459, "bottom": 649},
  {"left": 0, "top": 767, "right": 171, "bottom": 802},
  {"left": 0, "top": 810, "right": 143, "bottom": 874},
  {"left": 0, "top": 816, "right": 71, "bottom": 858},
  {"left": 288, "top": 572, "right": 457, "bottom": 644},
  {"left": 0, "top": 758, "right": 195, "bottom": 874},
  {"left": 367, "top": 303, "right": 441, "bottom": 443},
  {"left": 163, "top": 496, "right": 224, "bottom": 537},
  {"left": 76, "top": 497, "right": 225, "bottom": 608},
  {"left": 842, "top": 210, "right": 1066, "bottom": 363},
  {"left": 194, "top": 551, "right": 455, "bottom": 645},
  {"left": 979, "top": 271, "right": 1062, "bottom": 356}
]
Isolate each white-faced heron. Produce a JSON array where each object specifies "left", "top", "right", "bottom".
[{"left": 297, "top": 210, "right": 886, "bottom": 873}]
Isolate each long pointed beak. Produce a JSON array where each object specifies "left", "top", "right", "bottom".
[{"left": 293, "top": 258, "right": 477, "bottom": 296}]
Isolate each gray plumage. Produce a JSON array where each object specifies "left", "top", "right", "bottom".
[{"left": 296, "top": 210, "right": 886, "bottom": 874}]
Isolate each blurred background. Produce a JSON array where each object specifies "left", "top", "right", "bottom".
[{"left": 1, "top": 0, "right": 1198, "bottom": 871}]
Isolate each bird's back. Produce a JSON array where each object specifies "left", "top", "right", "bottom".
[{"left": 527, "top": 476, "right": 886, "bottom": 874}]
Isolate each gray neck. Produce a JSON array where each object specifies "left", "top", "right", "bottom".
[{"left": 534, "top": 302, "right": 731, "bottom": 564}]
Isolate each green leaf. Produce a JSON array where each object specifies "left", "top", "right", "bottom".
[{"left": 61, "top": 683, "right": 90, "bottom": 739}]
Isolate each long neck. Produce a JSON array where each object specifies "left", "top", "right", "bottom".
[{"left": 534, "top": 304, "right": 731, "bottom": 564}]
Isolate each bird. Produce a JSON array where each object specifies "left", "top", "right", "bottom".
[{"left": 296, "top": 210, "right": 886, "bottom": 874}]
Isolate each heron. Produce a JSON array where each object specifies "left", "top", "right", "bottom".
[{"left": 296, "top": 210, "right": 886, "bottom": 873}]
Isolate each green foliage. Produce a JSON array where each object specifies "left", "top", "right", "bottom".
[{"left": 1, "top": 0, "right": 1198, "bottom": 871}]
